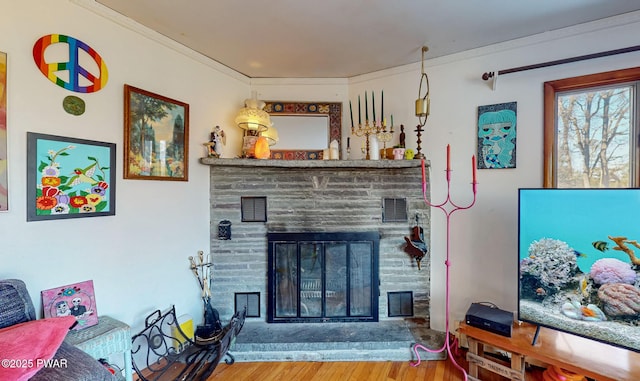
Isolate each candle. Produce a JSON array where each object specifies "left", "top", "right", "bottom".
[
  {"left": 358, "top": 95, "right": 362, "bottom": 125},
  {"left": 391, "top": 114, "right": 394, "bottom": 127},
  {"left": 349, "top": 100, "right": 354, "bottom": 128},
  {"left": 372, "top": 91, "right": 376, "bottom": 122},
  {"left": 347, "top": 137, "right": 350, "bottom": 148},
  {"left": 472, "top": 155, "right": 477, "bottom": 183},
  {"left": 365, "top": 92, "right": 368, "bottom": 121},
  {"left": 381, "top": 90, "right": 384, "bottom": 123},
  {"left": 446, "top": 144, "right": 451, "bottom": 171}
]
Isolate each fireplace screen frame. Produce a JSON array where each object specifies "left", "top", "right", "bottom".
[{"left": 267, "top": 232, "right": 380, "bottom": 323}]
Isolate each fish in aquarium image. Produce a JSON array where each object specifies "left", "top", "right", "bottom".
[{"left": 519, "top": 235, "right": 640, "bottom": 351}]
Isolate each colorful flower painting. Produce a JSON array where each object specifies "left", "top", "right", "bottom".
[
  {"left": 41, "top": 280, "right": 98, "bottom": 330},
  {"left": 27, "top": 133, "right": 116, "bottom": 221},
  {"left": 0, "top": 51, "right": 7, "bottom": 211}
]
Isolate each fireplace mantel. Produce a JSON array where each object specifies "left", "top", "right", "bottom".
[{"left": 200, "top": 157, "right": 428, "bottom": 169}]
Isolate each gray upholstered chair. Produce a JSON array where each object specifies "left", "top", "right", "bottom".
[{"left": 0, "top": 279, "right": 116, "bottom": 381}]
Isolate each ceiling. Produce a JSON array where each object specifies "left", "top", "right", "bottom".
[{"left": 95, "top": 0, "right": 640, "bottom": 78}]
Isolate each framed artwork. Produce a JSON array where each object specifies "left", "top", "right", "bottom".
[
  {"left": 27, "top": 133, "right": 116, "bottom": 221},
  {"left": 477, "top": 101, "right": 517, "bottom": 169},
  {"left": 263, "top": 101, "right": 342, "bottom": 160},
  {"left": 124, "top": 85, "right": 189, "bottom": 180},
  {"left": 0, "top": 51, "right": 7, "bottom": 211},
  {"left": 41, "top": 280, "right": 98, "bottom": 330}
]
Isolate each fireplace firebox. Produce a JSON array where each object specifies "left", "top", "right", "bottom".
[{"left": 267, "top": 232, "right": 379, "bottom": 323}]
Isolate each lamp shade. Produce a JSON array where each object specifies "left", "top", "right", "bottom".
[
  {"left": 415, "top": 97, "right": 430, "bottom": 117},
  {"left": 235, "top": 93, "right": 271, "bottom": 132},
  {"left": 260, "top": 126, "right": 279, "bottom": 146}
]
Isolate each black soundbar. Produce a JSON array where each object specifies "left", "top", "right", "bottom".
[{"left": 465, "top": 303, "right": 513, "bottom": 337}]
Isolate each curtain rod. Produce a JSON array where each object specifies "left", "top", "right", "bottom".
[{"left": 481, "top": 45, "right": 640, "bottom": 81}]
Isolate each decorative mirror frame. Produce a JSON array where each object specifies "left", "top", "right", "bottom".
[{"left": 264, "top": 101, "right": 342, "bottom": 160}]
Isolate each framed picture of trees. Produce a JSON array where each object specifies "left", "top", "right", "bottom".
[{"left": 123, "top": 85, "right": 189, "bottom": 181}]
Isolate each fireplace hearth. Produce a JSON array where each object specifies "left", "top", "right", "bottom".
[{"left": 267, "top": 232, "right": 379, "bottom": 323}]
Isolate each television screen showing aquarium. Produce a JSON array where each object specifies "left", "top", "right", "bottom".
[{"left": 518, "top": 188, "right": 640, "bottom": 352}]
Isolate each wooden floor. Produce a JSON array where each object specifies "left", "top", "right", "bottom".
[{"left": 208, "top": 350, "right": 546, "bottom": 381}]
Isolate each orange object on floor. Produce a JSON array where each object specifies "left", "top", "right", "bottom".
[{"left": 542, "top": 365, "right": 586, "bottom": 381}]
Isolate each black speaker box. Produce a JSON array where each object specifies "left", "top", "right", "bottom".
[{"left": 465, "top": 303, "right": 513, "bottom": 337}]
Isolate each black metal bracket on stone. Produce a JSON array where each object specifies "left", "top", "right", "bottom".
[{"left": 131, "top": 305, "right": 246, "bottom": 381}]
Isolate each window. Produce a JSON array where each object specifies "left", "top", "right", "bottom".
[{"left": 543, "top": 67, "right": 640, "bottom": 188}]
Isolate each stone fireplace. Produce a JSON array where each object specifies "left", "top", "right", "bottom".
[{"left": 202, "top": 158, "right": 431, "bottom": 326}]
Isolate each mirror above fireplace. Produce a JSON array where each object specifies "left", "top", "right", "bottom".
[
  {"left": 270, "top": 115, "right": 329, "bottom": 150},
  {"left": 263, "top": 101, "right": 342, "bottom": 160}
]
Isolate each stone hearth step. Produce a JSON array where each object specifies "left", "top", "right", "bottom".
[{"left": 229, "top": 320, "right": 446, "bottom": 362}]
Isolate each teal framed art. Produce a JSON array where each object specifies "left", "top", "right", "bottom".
[{"left": 27, "top": 132, "right": 116, "bottom": 221}]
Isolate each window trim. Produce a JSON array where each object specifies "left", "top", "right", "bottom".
[{"left": 543, "top": 66, "right": 640, "bottom": 187}]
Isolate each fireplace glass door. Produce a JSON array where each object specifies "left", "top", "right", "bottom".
[{"left": 268, "top": 232, "right": 379, "bottom": 323}]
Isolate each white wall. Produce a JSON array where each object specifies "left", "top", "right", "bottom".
[
  {"left": 3, "top": 0, "right": 640, "bottom": 344},
  {"left": 0, "top": 0, "right": 250, "bottom": 337}
]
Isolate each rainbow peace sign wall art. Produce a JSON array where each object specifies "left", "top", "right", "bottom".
[{"left": 33, "top": 34, "right": 108, "bottom": 93}]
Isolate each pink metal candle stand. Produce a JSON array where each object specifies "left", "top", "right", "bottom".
[{"left": 411, "top": 145, "right": 478, "bottom": 381}]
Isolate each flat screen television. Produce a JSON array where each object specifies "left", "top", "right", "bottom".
[{"left": 518, "top": 188, "right": 640, "bottom": 352}]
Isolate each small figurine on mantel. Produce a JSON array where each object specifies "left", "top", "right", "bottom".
[
  {"left": 204, "top": 126, "right": 225, "bottom": 158},
  {"left": 399, "top": 125, "right": 406, "bottom": 148}
]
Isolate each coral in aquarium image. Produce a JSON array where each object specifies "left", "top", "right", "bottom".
[
  {"left": 519, "top": 235, "right": 640, "bottom": 351},
  {"left": 590, "top": 258, "right": 636, "bottom": 285},
  {"left": 519, "top": 238, "right": 581, "bottom": 299}
]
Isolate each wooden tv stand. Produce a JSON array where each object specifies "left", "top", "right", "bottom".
[{"left": 458, "top": 321, "right": 640, "bottom": 381}]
